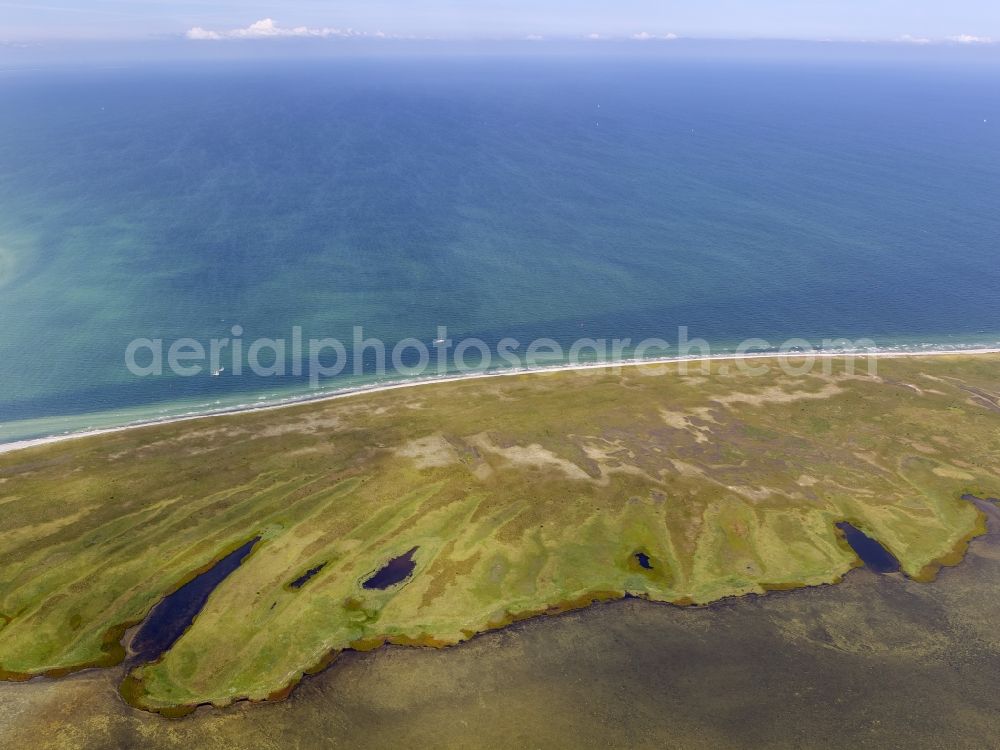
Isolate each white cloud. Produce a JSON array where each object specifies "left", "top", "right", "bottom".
[
  {"left": 897, "top": 34, "right": 932, "bottom": 45},
  {"left": 525, "top": 34, "right": 544, "bottom": 41},
  {"left": 185, "top": 18, "right": 388, "bottom": 41},
  {"left": 186, "top": 27, "right": 222, "bottom": 41},
  {"left": 946, "top": 34, "right": 994, "bottom": 44},
  {"left": 631, "top": 32, "right": 679, "bottom": 41}
]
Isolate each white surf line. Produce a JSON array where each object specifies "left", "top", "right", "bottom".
[{"left": 1, "top": 347, "right": 999, "bottom": 457}]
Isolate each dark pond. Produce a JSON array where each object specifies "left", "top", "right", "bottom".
[
  {"left": 836, "top": 522, "right": 900, "bottom": 574},
  {"left": 289, "top": 562, "right": 326, "bottom": 590},
  {"left": 634, "top": 552, "right": 653, "bottom": 570},
  {"left": 362, "top": 547, "right": 419, "bottom": 590},
  {"left": 130, "top": 537, "right": 259, "bottom": 662}
]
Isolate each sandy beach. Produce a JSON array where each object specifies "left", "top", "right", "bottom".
[{"left": 2, "top": 346, "right": 998, "bottom": 457}]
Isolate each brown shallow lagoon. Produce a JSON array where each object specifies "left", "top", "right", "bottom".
[{"left": 2, "top": 498, "right": 997, "bottom": 749}]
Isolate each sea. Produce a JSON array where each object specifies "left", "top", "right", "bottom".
[{"left": 1, "top": 53, "right": 999, "bottom": 443}]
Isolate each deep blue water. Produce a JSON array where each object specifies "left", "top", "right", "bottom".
[{"left": 0, "top": 58, "right": 998, "bottom": 442}]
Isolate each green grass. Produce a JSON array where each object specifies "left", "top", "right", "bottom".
[{"left": 1, "top": 355, "right": 999, "bottom": 714}]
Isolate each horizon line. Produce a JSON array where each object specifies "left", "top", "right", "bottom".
[{"left": 2, "top": 29, "right": 996, "bottom": 47}]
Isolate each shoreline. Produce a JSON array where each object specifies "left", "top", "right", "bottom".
[{"left": 2, "top": 346, "right": 999, "bottom": 457}]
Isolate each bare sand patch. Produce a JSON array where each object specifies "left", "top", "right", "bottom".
[
  {"left": 581, "top": 439, "right": 663, "bottom": 485},
  {"left": 712, "top": 382, "right": 844, "bottom": 407},
  {"left": 468, "top": 434, "right": 590, "bottom": 480},
  {"left": 728, "top": 485, "right": 774, "bottom": 501},
  {"left": 396, "top": 435, "right": 459, "bottom": 469},
  {"left": 932, "top": 465, "right": 976, "bottom": 481},
  {"left": 658, "top": 407, "right": 716, "bottom": 443}
]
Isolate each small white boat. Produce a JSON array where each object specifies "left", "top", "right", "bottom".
[
  {"left": 433, "top": 338, "right": 446, "bottom": 345},
  {"left": 212, "top": 367, "right": 225, "bottom": 377}
]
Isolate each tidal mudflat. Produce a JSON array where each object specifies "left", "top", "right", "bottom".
[{"left": 1, "top": 354, "right": 998, "bottom": 721}]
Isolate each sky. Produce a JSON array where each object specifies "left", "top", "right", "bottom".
[{"left": 0, "top": 0, "right": 997, "bottom": 44}]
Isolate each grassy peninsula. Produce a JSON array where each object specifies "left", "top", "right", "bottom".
[{"left": 1, "top": 354, "right": 998, "bottom": 714}]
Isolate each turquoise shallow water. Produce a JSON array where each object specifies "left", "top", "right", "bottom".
[{"left": 0, "top": 57, "right": 999, "bottom": 443}]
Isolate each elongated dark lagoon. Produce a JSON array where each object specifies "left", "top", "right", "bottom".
[
  {"left": 130, "top": 538, "right": 260, "bottom": 663},
  {"left": 836, "top": 522, "right": 900, "bottom": 574},
  {"left": 289, "top": 563, "right": 326, "bottom": 590},
  {"left": 362, "top": 547, "right": 419, "bottom": 590}
]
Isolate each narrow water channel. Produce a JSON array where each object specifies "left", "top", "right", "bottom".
[
  {"left": 129, "top": 537, "right": 260, "bottom": 663},
  {"left": 289, "top": 562, "right": 326, "bottom": 590}
]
